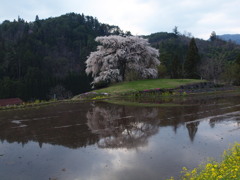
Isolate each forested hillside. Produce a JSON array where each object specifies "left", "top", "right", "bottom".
[
  {"left": 146, "top": 32, "right": 240, "bottom": 81},
  {"left": 0, "top": 13, "right": 127, "bottom": 100},
  {"left": 0, "top": 13, "right": 239, "bottom": 101}
]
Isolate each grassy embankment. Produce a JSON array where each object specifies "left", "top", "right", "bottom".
[
  {"left": 73, "top": 79, "right": 205, "bottom": 99},
  {"left": 1, "top": 79, "right": 204, "bottom": 110},
  {"left": 94, "top": 79, "right": 205, "bottom": 95},
  {"left": 168, "top": 143, "right": 240, "bottom": 180},
  {"left": 0, "top": 99, "right": 58, "bottom": 111},
  {"left": 72, "top": 79, "right": 207, "bottom": 107}
]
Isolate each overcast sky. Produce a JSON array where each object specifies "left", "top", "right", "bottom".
[{"left": 0, "top": 0, "right": 239, "bottom": 39}]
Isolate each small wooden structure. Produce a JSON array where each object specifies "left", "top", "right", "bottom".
[{"left": 0, "top": 98, "right": 23, "bottom": 106}]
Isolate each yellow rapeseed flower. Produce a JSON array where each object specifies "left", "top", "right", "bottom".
[
  {"left": 191, "top": 168, "right": 197, "bottom": 174},
  {"left": 176, "top": 143, "right": 240, "bottom": 180},
  {"left": 206, "top": 163, "right": 212, "bottom": 168}
]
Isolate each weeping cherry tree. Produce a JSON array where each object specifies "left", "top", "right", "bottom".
[{"left": 85, "top": 35, "right": 160, "bottom": 88}]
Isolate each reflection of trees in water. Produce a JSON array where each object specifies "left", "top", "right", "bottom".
[
  {"left": 209, "top": 111, "right": 240, "bottom": 128},
  {"left": 87, "top": 102, "right": 160, "bottom": 149},
  {"left": 0, "top": 103, "right": 99, "bottom": 149},
  {"left": 1, "top": 97, "right": 239, "bottom": 149},
  {"left": 186, "top": 121, "right": 200, "bottom": 142},
  {"left": 86, "top": 100, "right": 239, "bottom": 147}
]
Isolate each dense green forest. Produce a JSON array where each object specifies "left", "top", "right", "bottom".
[
  {"left": 0, "top": 13, "right": 240, "bottom": 101},
  {"left": 145, "top": 31, "right": 240, "bottom": 81},
  {"left": 0, "top": 13, "right": 127, "bottom": 100}
]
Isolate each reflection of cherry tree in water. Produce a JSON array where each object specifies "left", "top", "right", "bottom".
[
  {"left": 86, "top": 102, "right": 160, "bottom": 149},
  {"left": 1, "top": 97, "right": 240, "bottom": 149}
]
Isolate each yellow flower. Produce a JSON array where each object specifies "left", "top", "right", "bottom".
[
  {"left": 191, "top": 168, "right": 197, "bottom": 174},
  {"left": 212, "top": 172, "right": 217, "bottom": 177},
  {"left": 206, "top": 163, "right": 212, "bottom": 168},
  {"left": 178, "top": 143, "right": 240, "bottom": 180}
]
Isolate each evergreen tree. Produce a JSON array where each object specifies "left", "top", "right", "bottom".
[
  {"left": 0, "top": 13, "right": 126, "bottom": 100},
  {"left": 210, "top": 31, "right": 217, "bottom": 41},
  {"left": 233, "top": 54, "right": 240, "bottom": 85},
  {"left": 172, "top": 26, "right": 179, "bottom": 36},
  {"left": 184, "top": 38, "right": 200, "bottom": 78},
  {"left": 171, "top": 54, "right": 181, "bottom": 78},
  {"left": 235, "top": 54, "right": 240, "bottom": 65}
]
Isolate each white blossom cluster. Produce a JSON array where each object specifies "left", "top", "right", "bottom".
[{"left": 86, "top": 35, "right": 160, "bottom": 87}]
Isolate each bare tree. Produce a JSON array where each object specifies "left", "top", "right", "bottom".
[
  {"left": 85, "top": 35, "right": 160, "bottom": 88},
  {"left": 199, "top": 56, "right": 225, "bottom": 83}
]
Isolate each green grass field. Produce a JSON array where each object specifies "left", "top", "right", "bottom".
[{"left": 94, "top": 79, "right": 205, "bottom": 95}]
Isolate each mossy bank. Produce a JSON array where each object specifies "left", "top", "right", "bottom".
[{"left": 73, "top": 79, "right": 206, "bottom": 99}]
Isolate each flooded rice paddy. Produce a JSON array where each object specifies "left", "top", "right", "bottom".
[{"left": 0, "top": 93, "right": 240, "bottom": 180}]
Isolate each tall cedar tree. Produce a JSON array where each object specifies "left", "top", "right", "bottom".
[
  {"left": 233, "top": 54, "right": 240, "bottom": 85},
  {"left": 171, "top": 54, "right": 181, "bottom": 78},
  {"left": 235, "top": 54, "right": 240, "bottom": 65},
  {"left": 0, "top": 13, "right": 124, "bottom": 100},
  {"left": 184, "top": 38, "right": 200, "bottom": 78}
]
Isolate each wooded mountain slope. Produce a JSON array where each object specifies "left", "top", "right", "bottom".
[
  {"left": 0, "top": 13, "right": 239, "bottom": 100},
  {"left": 0, "top": 13, "right": 126, "bottom": 100}
]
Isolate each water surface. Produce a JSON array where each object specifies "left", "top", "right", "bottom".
[{"left": 0, "top": 93, "right": 240, "bottom": 180}]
